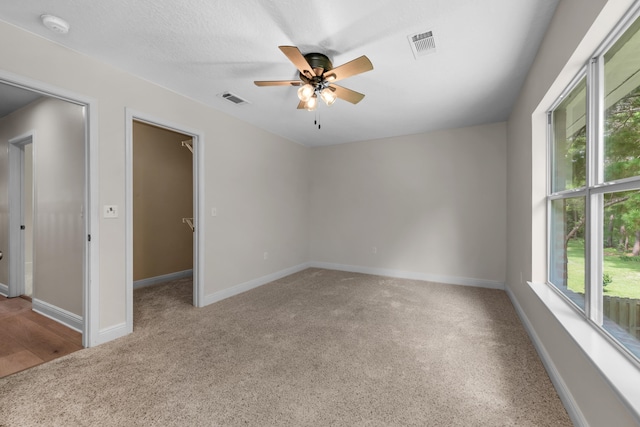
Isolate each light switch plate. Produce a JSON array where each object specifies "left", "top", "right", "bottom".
[{"left": 104, "top": 205, "right": 118, "bottom": 218}]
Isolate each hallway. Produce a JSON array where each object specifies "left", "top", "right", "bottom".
[{"left": 0, "top": 295, "right": 82, "bottom": 377}]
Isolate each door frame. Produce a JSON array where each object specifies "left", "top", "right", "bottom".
[
  {"left": 8, "top": 132, "right": 34, "bottom": 298},
  {"left": 125, "top": 108, "right": 205, "bottom": 333},
  {"left": 0, "top": 70, "right": 99, "bottom": 348}
]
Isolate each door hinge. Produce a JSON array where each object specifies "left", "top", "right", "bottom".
[
  {"left": 88, "top": 234, "right": 91, "bottom": 242},
  {"left": 20, "top": 225, "right": 25, "bottom": 230}
]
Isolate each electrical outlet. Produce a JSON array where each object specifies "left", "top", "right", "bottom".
[
  {"left": 211, "top": 207, "right": 217, "bottom": 217},
  {"left": 263, "top": 252, "right": 268, "bottom": 260},
  {"left": 372, "top": 246, "right": 377, "bottom": 254},
  {"left": 104, "top": 205, "right": 118, "bottom": 218}
]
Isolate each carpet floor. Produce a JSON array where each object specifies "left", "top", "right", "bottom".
[{"left": 0, "top": 268, "right": 572, "bottom": 426}]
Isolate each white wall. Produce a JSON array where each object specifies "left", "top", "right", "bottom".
[
  {"left": 507, "top": 0, "right": 639, "bottom": 425},
  {"left": 0, "top": 20, "right": 310, "bottom": 335},
  {"left": 0, "top": 97, "right": 85, "bottom": 315},
  {"left": 310, "top": 122, "right": 506, "bottom": 287}
]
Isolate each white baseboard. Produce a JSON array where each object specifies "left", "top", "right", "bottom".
[
  {"left": 505, "top": 286, "right": 587, "bottom": 427},
  {"left": 0, "top": 282, "right": 8, "bottom": 297},
  {"left": 95, "top": 322, "right": 129, "bottom": 345},
  {"left": 32, "top": 298, "right": 83, "bottom": 333},
  {"left": 202, "top": 263, "right": 312, "bottom": 306},
  {"left": 133, "top": 269, "right": 193, "bottom": 290},
  {"left": 309, "top": 262, "right": 505, "bottom": 290}
]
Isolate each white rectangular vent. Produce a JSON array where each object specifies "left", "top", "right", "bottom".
[
  {"left": 219, "top": 92, "right": 249, "bottom": 105},
  {"left": 408, "top": 31, "right": 436, "bottom": 59}
]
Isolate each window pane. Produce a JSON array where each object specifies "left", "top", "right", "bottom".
[
  {"left": 551, "top": 78, "right": 587, "bottom": 193},
  {"left": 602, "top": 190, "right": 640, "bottom": 359},
  {"left": 549, "top": 197, "right": 586, "bottom": 309},
  {"left": 604, "top": 17, "right": 640, "bottom": 183}
]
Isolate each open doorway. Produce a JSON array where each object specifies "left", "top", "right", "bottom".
[
  {"left": 0, "top": 75, "right": 98, "bottom": 348},
  {"left": 125, "top": 110, "right": 204, "bottom": 332},
  {"left": 5, "top": 97, "right": 85, "bottom": 331},
  {"left": 0, "top": 77, "right": 96, "bottom": 375},
  {"left": 133, "top": 121, "right": 193, "bottom": 290}
]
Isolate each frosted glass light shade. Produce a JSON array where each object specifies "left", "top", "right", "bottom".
[
  {"left": 320, "top": 88, "right": 337, "bottom": 106},
  {"left": 305, "top": 95, "right": 317, "bottom": 111},
  {"left": 297, "top": 84, "right": 314, "bottom": 102}
]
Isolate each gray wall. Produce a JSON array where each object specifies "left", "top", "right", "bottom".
[
  {"left": 310, "top": 122, "right": 507, "bottom": 286},
  {"left": 0, "top": 97, "right": 85, "bottom": 315}
]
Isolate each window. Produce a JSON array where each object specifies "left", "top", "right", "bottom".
[{"left": 548, "top": 13, "right": 640, "bottom": 362}]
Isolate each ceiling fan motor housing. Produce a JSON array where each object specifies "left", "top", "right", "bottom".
[{"left": 302, "top": 53, "right": 333, "bottom": 81}]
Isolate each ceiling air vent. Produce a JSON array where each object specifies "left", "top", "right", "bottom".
[
  {"left": 218, "top": 92, "right": 250, "bottom": 105},
  {"left": 408, "top": 31, "right": 436, "bottom": 59}
]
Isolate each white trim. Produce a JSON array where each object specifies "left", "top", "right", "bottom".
[
  {"left": 133, "top": 269, "right": 193, "bottom": 290},
  {"left": 193, "top": 125, "right": 205, "bottom": 308},
  {"left": 125, "top": 112, "right": 134, "bottom": 335},
  {"left": 505, "top": 286, "right": 588, "bottom": 427},
  {"left": 125, "top": 108, "right": 205, "bottom": 337},
  {"left": 95, "top": 322, "right": 128, "bottom": 345},
  {"left": 0, "top": 70, "right": 100, "bottom": 348},
  {"left": 309, "top": 262, "right": 505, "bottom": 290},
  {"left": 202, "top": 263, "right": 311, "bottom": 306},
  {"left": 8, "top": 132, "right": 32, "bottom": 298},
  {"left": 85, "top": 92, "right": 100, "bottom": 348},
  {"left": 0, "top": 283, "right": 8, "bottom": 296},
  {"left": 32, "top": 298, "right": 83, "bottom": 333},
  {"left": 516, "top": 281, "right": 640, "bottom": 425}
]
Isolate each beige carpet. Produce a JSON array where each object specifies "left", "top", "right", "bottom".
[{"left": 0, "top": 268, "right": 571, "bottom": 426}]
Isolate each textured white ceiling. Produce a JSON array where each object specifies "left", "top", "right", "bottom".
[{"left": 0, "top": 0, "right": 559, "bottom": 146}]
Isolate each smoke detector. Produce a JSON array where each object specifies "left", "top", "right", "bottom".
[{"left": 41, "top": 14, "right": 70, "bottom": 34}]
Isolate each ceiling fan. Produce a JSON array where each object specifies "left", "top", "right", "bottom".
[{"left": 254, "top": 46, "right": 373, "bottom": 111}]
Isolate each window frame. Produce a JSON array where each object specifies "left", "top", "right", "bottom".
[{"left": 546, "top": 6, "right": 640, "bottom": 366}]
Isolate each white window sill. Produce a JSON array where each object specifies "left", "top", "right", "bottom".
[{"left": 527, "top": 281, "right": 640, "bottom": 422}]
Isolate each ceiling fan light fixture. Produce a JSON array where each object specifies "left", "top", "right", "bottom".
[
  {"left": 255, "top": 45, "right": 374, "bottom": 111},
  {"left": 320, "top": 88, "right": 337, "bottom": 106},
  {"left": 297, "top": 84, "right": 314, "bottom": 102},
  {"left": 305, "top": 95, "right": 318, "bottom": 111}
]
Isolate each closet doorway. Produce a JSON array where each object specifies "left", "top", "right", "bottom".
[{"left": 125, "top": 111, "right": 204, "bottom": 332}]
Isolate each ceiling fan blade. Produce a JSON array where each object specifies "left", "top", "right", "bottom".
[
  {"left": 297, "top": 100, "right": 306, "bottom": 109},
  {"left": 254, "top": 80, "right": 301, "bottom": 87},
  {"left": 330, "top": 84, "right": 366, "bottom": 104},
  {"left": 323, "top": 56, "right": 373, "bottom": 82},
  {"left": 279, "top": 46, "right": 315, "bottom": 79}
]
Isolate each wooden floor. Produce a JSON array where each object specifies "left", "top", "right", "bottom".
[{"left": 0, "top": 295, "right": 83, "bottom": 378}]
